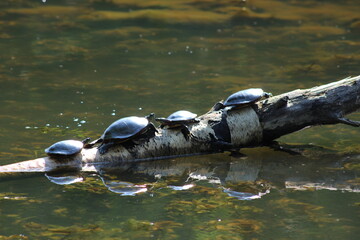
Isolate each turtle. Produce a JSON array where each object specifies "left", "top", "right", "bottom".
[
  {"left": 86, "top": 116, "right": 158, "bottom": 154},
  {"left": 45, "top": 139, "right": 84, "bottom": 157},
  {"left": 213, "top": 88, "right": 272, "bottom": 111},
  {"left": 155, "top": 110, "right": 200, "bottom": 140}
]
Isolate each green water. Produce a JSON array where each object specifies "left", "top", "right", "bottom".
[{"left": 0, "top": 0, "right": 359, "bottom": 239}]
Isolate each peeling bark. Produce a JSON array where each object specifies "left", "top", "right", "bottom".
[{"left": 0, "top": 76, "right": 359, "bottom": 173}]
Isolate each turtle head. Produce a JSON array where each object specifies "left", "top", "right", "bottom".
[
  {"left": 145, "top": 112, "right": 155, "bottom": 120},
  {"left": 211, "top": 101, "right": 225, "bottom": 111},
  {"left": 263, "top": 92, "right": 273, "bottom": 98},
  {"left": 81, "top": 137, "right": 91, "bottom": 144}
]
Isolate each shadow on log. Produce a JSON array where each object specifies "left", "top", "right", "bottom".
[{"left": 0, "top": 76, "right": 359, "bottom": 173}]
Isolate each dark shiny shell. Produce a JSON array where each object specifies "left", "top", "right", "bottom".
[
  {"left": 102, "top": 116, "right": 149, "bottom": 141},
  {"left": 156, "top": 110, "right": 197, "bottom": 123},
  {"left": 45, "top": 140, "right": 83, "bottom": 156},
  {"left": 224, "top": 88, "right": 264, "bottom": 106}
]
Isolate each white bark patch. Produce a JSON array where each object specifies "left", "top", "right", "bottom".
[
  {"left": 81, "top": 148, "right": 98, "bottom": 163},
  {"left": 0, "top": 158, "right": 46, "bottom": 172},
  {"left": 98, "top": 144, "right": 133, "bottom": 162},
  {"left": 226, "top": 107, "right": 262, "bottom": 145},
  {"left": 157, "top": 129, "right": 192, "bottom": 148},
  {"left": 190, "top": 119, "right": 215, "bottom": 142}
]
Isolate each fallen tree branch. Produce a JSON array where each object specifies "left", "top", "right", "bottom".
[
  {"left": 0, "top": 76, "right": 359, "bottom": 173},
  {"left": 258, "top": 76, "right": 360, "bottom": 141}
]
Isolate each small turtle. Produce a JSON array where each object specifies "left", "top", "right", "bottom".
[
  {"left": 88, "top": 116, "right": 158, "bottom": 154},
  {"left": 45, "top": 139, "right": 84, "bottom": 157},
  {"left": 155, "top": 110, "right": 199, "bottom": 140},
  {"left": 213, "top": 88, "right": 272, "bottom": 111}
]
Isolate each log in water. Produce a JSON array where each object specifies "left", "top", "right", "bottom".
[{"left": 0, "top": 75, "right": 359, "bottom": 173}]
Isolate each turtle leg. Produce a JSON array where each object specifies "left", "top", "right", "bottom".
[
  {"left": 98, "top": 142, "right": 116, "bottom": 155},
  {"left": 180, "top": 125, "right": 190, "bottom": 141},
  {"left": 209, "top": 133, "right": 234, "bottom": 152},
  {"left": 83, "top": 138, "right": 102, "bottom": 149},
  {"left": 185, "top": 129, "right": 205, "bottom": 143},
  {"left": 131, "top": 123, "right": 158, "bottom": 145},
  {"left": 148, "top": 122, "right": 159, "bottom": 133},
  {"left": 178, "top": 124, "right": 206, "bottom": 141}
]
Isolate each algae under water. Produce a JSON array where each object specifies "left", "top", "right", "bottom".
[{"left": 0, "top": 0, "right": 359, "bottom": 239}]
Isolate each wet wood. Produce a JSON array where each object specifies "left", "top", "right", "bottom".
[{"left": 0, "top": 76, "right": 359, "bottom": 173}]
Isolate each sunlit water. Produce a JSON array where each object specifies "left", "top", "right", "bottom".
[{"left": 0, "top": 0, "right": 359, "bottom": 239}]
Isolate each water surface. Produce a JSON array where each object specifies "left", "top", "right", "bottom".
[{"left": 0, "top": 0, "right": 359, "bottom": 239}]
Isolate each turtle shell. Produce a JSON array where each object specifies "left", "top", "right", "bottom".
[
  {"left": 45, "top": 140, "right": 83, "bottom": 156},
  {"left": 156, "top": 110, "right": 197, "bottom": 124},
  {"left": 101, "top": 116, "right": 149, "bottom": 142},
  {"left": 167, "top": 110, "right": 197, "bottom": 122},
  {"left": 223, "top": 88, "right": 265, "bottom": 107}
]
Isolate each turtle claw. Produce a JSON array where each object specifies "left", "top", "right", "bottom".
[
  {"left": 189, "top": 133, "right": 202, "bottom": 142},
  {"left": 98, "top": 148, "right": 107, "bottom": 155}
]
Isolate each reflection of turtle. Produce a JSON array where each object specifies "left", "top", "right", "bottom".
[
  {"left": 213, "top": 88, "right": 272, "bottom": 111},
  {"left": 45, "top": 173, "right": 83, "bottom": 185},
  {"left": 45, "top": 140, "right": 84, "bottom": 157},
  {"left": 87, "top": 116, "right": 158, "bottom": 154},
  {"left": 155, "top": 110, "right": 199, "bottom": 140}
]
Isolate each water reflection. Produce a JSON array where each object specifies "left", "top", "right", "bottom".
[
  {"left": 44, "top": 147, "right": 360, "bottom": 199},
  {"left": 45, "top": 172, "right": 84, "bottom": 185},
  {"left": 1, "top": 0, "right": 359, "bottom": 238},
  {"left": 99, "top": 178, "right": 148, "bottom": 196}
]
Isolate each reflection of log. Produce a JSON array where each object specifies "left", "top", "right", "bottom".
[
  {"left": 49, "top": 152, "right": 360, "bottom": 196},
  {"left": 0, "top": 76, "right": 359, "bottom": 173}
]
